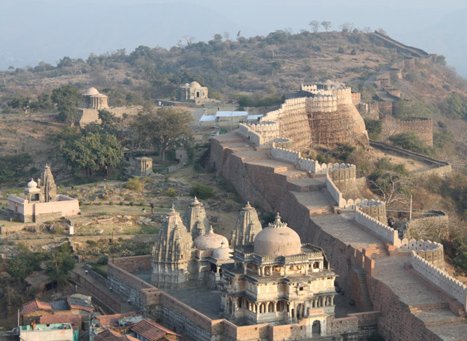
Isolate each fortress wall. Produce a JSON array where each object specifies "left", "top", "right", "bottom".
[
  {"left": 238, "top": 124, "right": 262, "bottom": 146},
  {"left": 351, "top": 92, "right": 361, "bottom": 106},
  {"left": 354, "top": 209, "right": 401, "bottom": 246},
  {"left": 369, "top": 141, "right": 452, "bottom": 176},
  {"left": 329, "top": 163, "right": 357, "bottom": 183},
  {"left": 210, "top": 136, "right": 458, "bottom": 341},
  {"left": 359, "top": 199, "right": 387, "bottom": 223},
  {"left": 306, "top": 96, "right": 338, "bottom": 112},
  {"left": 400, "top": 240, "right": 444, "bottom": 269},
  {"left": 107, "top": 257, "right": 153, "bottom": 308},
  {"left": 410, "top": 252, "right": 467, "bottom": 312},
  {"left": 325, "top": 173, "right": 345, "bottom": 207},
  {"left": 381, "top": 116, "right": 433, "bottom": 146}
]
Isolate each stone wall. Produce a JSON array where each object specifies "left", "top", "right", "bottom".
[
  {"left": 359, "top": 199, "right": 387, "bottom": 223},
  {"left": 400, "top": 240, "right": 444, "bottom": 269},
  {"left": 381, "top": 116, "right": 433, "bottom": 146},
  {"left": 410, "top": 252, "right": 467, "bottom": 312},
  {"left": 369, "top": 141, "right": 452, "bottom": 176},
  {"left": 354, "top": 210, "right": 401, "bottom": 246}
]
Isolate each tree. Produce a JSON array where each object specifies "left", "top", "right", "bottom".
[
  {"left": 389, "top": 132, "right": 431, "bottom": 154},
  {"left": 61, "top": 131, "right": 123, "bottom": 176},
  {"left": 309, "top": 20, "right": 320, "bottom": 33},
  {"left": 98, "top": 109, "right": 121, "bottom": 134},
  {"left": 46, "top": 244, "right": 76, "bottom": 286},
  {"left": 51, "top": 85, "right": 81, "bottom": 125},
  {"left": 340, "top": 23, "right": 354, "bottom": 33},
  {"left": 130, "top": 107, "right": 192, "bottom": 160},
  {"left": 321, "top": 21, "right": 332, "bottom": 32},
  {"left": 7, "top": 245, "right": 43, "bottom": 281}
]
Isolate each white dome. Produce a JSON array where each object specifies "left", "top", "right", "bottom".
[
  {"left": 190, "top": 81, "right": 201, "bottom": 88},
  {"left": 253, "top": 213, "right": 302, "bottom": 257},
  {"left": 83, "top": 87, "right": 100, "bottom": 96},
  {"left": 212, "top": 243, "right": 233, "bottom": 260},
  {"left": 27, "top": 178, "right": 38, "bottom": 189},
  {"left": 194, "top": 227, "right": 228, "bottom": 251}
]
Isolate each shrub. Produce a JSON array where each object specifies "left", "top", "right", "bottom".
[
  {"left": 190, "top": 183, "right": 215, "bottom": 199},
  {"left": 125, "top": 177, "right": 144, "bottom": 192},
  {"left": 364, "top": 119, "right": 382, "bottom": 140},
  {"left": 165, "top": 188, "right": 177, "bottom": 197},
  {"left": 389, "top": 132, "right": 431, "bottom": 154}
]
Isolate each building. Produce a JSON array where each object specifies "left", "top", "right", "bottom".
[
  {"left": 131, "top": 157, "right": 153, "bottom": 176},
  {"left": 221, "top": 213, "right": 336, "bottom": 334},
  {"left": 179, "top": 81, "right": 209, "bottom": 105},
  {"left": 199, "top": 111, "right": 263, "bottom": 128},
  {"left": 7, "top": 165, "right": 80, "bottom": 223},
  {"left": 19, "top": 323, "right": 76, "bottom": 341}
]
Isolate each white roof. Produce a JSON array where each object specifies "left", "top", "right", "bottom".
[
  {"left": 199, "top": 115, "right": 216, "bottom": 122},
  {"left": 215, "top": 111, "right": 248, "bottom": 118}
]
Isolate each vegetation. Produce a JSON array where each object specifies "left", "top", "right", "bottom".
[
  {"left": 125, "top": 177, "right": 145, "bottom": 192},
  {"left": 51, "top": 85, "right": 81, "bottom": 125},
  {"left": 61, "top": 131, "right": 123, "bottom": 176},
  {"left": 7, "top": 244, "right": 43, "bottom": 281},
  {"left": 388, "top": 132, "right": 431, "bottom": 154},
  {"left": 368, "top": 158, "right": 409, "bottom": 207},
  {"left": 364, "top": 119, "right": 382, "bottom": 140},
  {"left": 190, "top": 183, "right": 215, "bottom": 199},
  {"left": 46, "top": 244, "right": 76, "bottom": 287},
  {"left": 439, "top": 93, "right": 467, "bottom": 120},
  {"left": 0, "top": 153, "right": 34, "bottom": 185},
  {"left": 129, "top": 107, "right": 192, "bottom": 160}
]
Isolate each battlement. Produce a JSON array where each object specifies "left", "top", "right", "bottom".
[
  {"left": 354, "top": 209, "right": 401, "bottom": 246},
  {"left": 306, "top": 95, "right": 338, "bottom": 112},
  {"left": 400, "top": 239, "right": 444, "bottom": 269},
  {"left": 410, "top": 251, "right": 467, "bottom": 312}
]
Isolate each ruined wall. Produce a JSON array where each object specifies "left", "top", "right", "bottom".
[{"left": 381, "top": 116, "right": 433, "bottom": 146}]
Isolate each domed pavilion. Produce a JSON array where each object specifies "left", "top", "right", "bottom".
[{"left": 220, "top": 213, "right": 337, "bottom": 332}]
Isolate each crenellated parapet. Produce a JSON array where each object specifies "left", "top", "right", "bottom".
[
  {"left": 358, "top": 199, "right": 387, "bottom": 223},
  {"left": 410, "top": 251, "right": 466, "bottom": 312},
  {"left": 400, "top": 239, "right": 444, "bottom": 269},
  {"left": 328, "top": 163, "right": 357, "bottom": 183},
  {"left": 354, "top": 209, "right": 402, "bottom": 246},
  {"left": 237, "top": 121, "right": 280, "bottom": 146},
  {"left": 306, "top": 95, "right": 338, "bottom": 113}
]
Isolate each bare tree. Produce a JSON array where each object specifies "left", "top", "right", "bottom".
[
  {"left": 321, "top": 21, "right": 332, "bottom": 32},
  {"left": 340, "top": 23, "right": 354, "bottom": 33},
  {"left": 309, "top": 20, "right": 320, "bottom": 33},
  {"left": 363, "top": 26, "right": 371, "bottom": 33}
]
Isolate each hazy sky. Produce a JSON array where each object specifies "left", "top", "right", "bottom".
[{"left": 1, "top": 0, "right": 466, "bottom": 76}]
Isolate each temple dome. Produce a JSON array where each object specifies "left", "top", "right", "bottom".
[
  {"left": 190, "top": 81, "right": 201, "bottom": 88},
  {"left": 212, "top": 242, "right": 232, "bottom": 260},
  {"left": 84, "top": 87, "right": 100, "bottom": 96},
  {"left": 253, "top": 213, "right": 302, "bottom": 257},
  {"left": 194, "top": 227, "right": 228, "bottom": 251},
  {"left": 27, "top": 178, "right": 38, "bottom": 189}
]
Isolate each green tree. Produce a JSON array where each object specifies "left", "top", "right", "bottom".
[
  {"left": 61, "top": 131, "right": 123, "bottom": 176},
  {"left": 46, "top": 244, "right": 76, "bottom": 286},
  {"left": 7, "top": 245, "right": 43, "bottom": 281},
  {"left": 440, "top": 93, "right": 467, "bottom": 120},
  {"left": 364, "top": 119, "right": 382, "bottom": 140},
  {"left": 51, "top": 85, "right": 81, "bottom": 125},
  {"left": 0, "top": 153, "right": 33, "bottom": 185},
  {"left": 130, "top": 107, "right": 192, "bottom": 160}
]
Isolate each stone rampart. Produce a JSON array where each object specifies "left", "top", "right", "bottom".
[
  {"left": 107, "top": 256, "right": 153, "bottom": 308},
  {"left": 369, "top": 141, "right": 452, "bottom": 176},
  {"left": 400, "top": 240, "right": 444, "bottom": 269},
  {"left": 354, "top": 209, "right": 401, "bottom": 246},
  {"left": 306, "top": 95, "right": 338, "bottom": 112},
  {"left": 238, "top": 122, "right": 280, "bottom": 146},
  {"left": 359, "top": 199, "right": 387, "bottom": 223},
  {"left": 325, "top": 173, "right": 345, "bottom": 208},
  {"left": 410, "top": 252, "right": 467, "bottom": 312},
  {"left": 329, "top": 163, "right": 356, "bottom": 183},
  {"left": 381, "top": 116, "right": 433, "bottom": 146}
]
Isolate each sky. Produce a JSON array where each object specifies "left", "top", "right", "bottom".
[{"left": 0, "top": 0, "right": 466, "bottom": 76}]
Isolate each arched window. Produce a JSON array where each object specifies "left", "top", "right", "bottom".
[
  {"left": 313, "top": 262, "right": 320, "bottom": 269},
  {"left": 268, "top": 302, "right": 274, "bottom": 313}
]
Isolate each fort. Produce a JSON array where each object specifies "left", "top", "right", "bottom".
[
  {"left": 238, "top": 81, "right": 369, "bottom": 151},
  {"left": 207, "top": 131, "right": 467, "bottom": 340}
]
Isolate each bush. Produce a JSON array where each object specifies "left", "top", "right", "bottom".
[
  {"left": 364, "top": 119, "right": 382, "bottom": 140},
  {"left": 190, "top": 183, "right": 215, "bottom": 199},
  {"left": 165, "top": 188, "right": 177, "bottom": 197},
  {"left": 389, "top": 132, "right": 431, "bottom": 154},
  {"left": 125, "top": 177, "right": 144, "bottom": 192}
]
